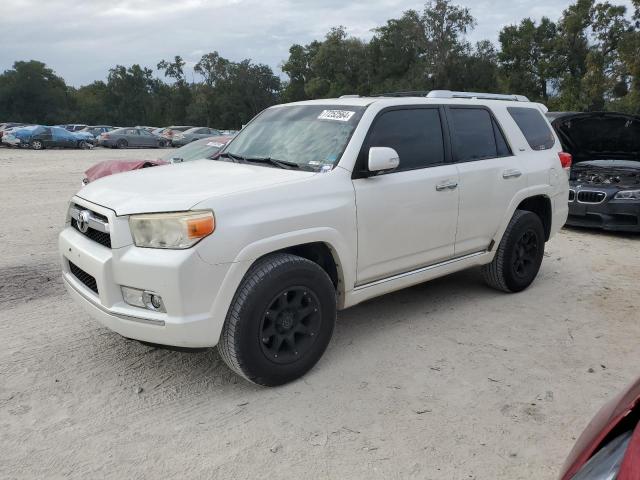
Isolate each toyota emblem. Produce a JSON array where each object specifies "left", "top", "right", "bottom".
[{"left": 77, "top": 210, "right": 91, "bottom": 233}]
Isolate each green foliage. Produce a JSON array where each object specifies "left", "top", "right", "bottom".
[{"left": 0, "top": 0, "right": 639, "bottom": 126}]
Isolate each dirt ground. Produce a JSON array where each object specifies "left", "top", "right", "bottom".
[{"left": 1, "top": 146, "right": 639, "bottom": 480}]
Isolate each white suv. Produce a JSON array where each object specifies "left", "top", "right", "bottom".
[{"left": 60, "top": 90, "right": 570, "bottom": 386}]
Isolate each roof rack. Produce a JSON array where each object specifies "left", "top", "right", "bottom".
[
  {"left": 426, "top": 90, "right": 530, "bottom": 102},
  {"left": 375, "top": 90, "right": 529, "bottom": 102},
  {"left": 378, "top": 91, "right": 431, "bottom": 97}
]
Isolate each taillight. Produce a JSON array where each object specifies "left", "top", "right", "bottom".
[{"left": 558, "top": 152, "right": 572, "bottom": 169}]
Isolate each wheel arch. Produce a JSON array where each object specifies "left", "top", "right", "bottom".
[
  {"left": 516, "top": 195, "right": 552, "bottom": 241},
  {"left": 224, "top": 229, "right": 354, "bottom": 310}
]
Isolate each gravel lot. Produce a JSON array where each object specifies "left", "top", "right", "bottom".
[{"left": 1, "top": 147, "right": 639, "bottom": 479}]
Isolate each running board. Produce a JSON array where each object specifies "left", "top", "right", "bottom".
[
  {"left": 353, "top": 250, "right": 487, "bottom": 292},
  {"left": 344, "top": 250, "right": 490, "bottom": 308}
]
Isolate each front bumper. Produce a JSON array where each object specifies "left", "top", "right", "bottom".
[
  {"left": 59, "top": 201, "right": 233, "bottom": 347},
  {"left": 566, "top": 185, "right": 640, "bottom": 232}
]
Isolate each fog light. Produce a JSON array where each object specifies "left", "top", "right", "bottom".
[{"left": 121, "top": 286, "right": 166, "bottom": 313}]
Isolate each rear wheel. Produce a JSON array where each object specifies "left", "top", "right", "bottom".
[
  {"left": 481, "top": 210, "right": 545, "bottom": 293},
  {"left": 30, "top": 139, "right": 44, "bottom": 150},
  {"left": 116, "top": 139, "right": 128, "bottom": 149},
  {"left": 218, "top": 253, "right": 336, "bottom": 386}
]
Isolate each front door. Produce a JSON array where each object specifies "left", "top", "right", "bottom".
[{"left": 352, "top": 107, "right": 459, "bottom": 285}]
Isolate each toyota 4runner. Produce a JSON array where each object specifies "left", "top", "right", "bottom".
[{"left": 60, "top": 90, "right": 570, "bottom": 386}]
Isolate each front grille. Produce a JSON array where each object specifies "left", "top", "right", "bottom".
[
  {"left": 71, "top": 218, "right": 112, "bottom": 248},
  {"left": 568, "top": 189, "right": 575, "bottom": 201},
  {"left": 70, "top": 204, "right": 111, "bottom": 248},
  {"left": 577, "top": 191, "right": 606, "bottom": 204},
  {"left": 69, "top": 261, "right": 98, "bottom": 294}
]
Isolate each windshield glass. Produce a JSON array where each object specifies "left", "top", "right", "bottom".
[
  {"left": 160, "top": 136, "right": 229, "bottom": 162},
  {"left": 224, "top": 104, "right": 366, "bottom": 170}
]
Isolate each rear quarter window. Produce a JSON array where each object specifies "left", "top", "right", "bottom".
[{"left": 508, "top": 107, "right": 555, "bottom": 150}]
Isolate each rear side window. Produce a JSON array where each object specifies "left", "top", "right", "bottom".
[
  {"left": 366, "top": 108, "right": 445, "bottom": 171},
  {"left": 449, "top": 108, "right": 510, "bottom": 161},
  {"left": 508, "top": 107, "right": 555, "bottom": 150}
]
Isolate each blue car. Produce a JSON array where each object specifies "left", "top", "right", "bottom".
[{"left": 3, "top": 125, "right": 92, "bottom": 150}]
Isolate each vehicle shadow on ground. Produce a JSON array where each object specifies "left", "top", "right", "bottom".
[{"left": 83, "top": 267, "right": 491, "bottom": 391}]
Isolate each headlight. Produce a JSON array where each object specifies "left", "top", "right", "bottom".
[
  {"left": 614, "top": 189, "right": 640, "bottom": 200},
  {"left": 129, "top": 210, "right": 214, "bottom": 249}
]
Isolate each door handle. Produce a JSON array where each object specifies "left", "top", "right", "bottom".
[
  {"left": 436, "top": 182, "right": 458, "bottom": 191},
  {"left": 502, "top": 169, "right": 522, "bottom": 179}
]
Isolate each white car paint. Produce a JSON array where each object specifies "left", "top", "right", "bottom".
[{"left": 60, "top": 94, "right": 569, "bottom": 348}]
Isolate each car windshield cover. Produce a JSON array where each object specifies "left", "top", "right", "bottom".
[
  {"left": 224, "top": 105, "right": 366, "bottom": 170},
  {"left": 160, "top": 137, "right": 227, "bottom": 162}
]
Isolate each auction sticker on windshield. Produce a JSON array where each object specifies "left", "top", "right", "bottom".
[{"left": 318, "top": 110, "right": 355, "bottom": 122}]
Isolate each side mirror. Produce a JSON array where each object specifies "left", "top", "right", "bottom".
[{"left": 368, "top": 147, "right": 400, "bottom": 173}]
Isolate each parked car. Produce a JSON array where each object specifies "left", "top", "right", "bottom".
[
  {"left": 97, "top": 127, "right": 166, "bottom": 148},
  {"left": 547, "top": 111, "right": 640, "bottom": 232},
  {"left": 60, "top": 90, "right": 569, "bottom": 386},
  {"left": 159, "top": 125, "right": 194, "bottom": 143},
  {"left": 171, "top": 127, "right": 222, "bottom": 146},
  {"left": 559, "top": 374, "right": 640, "bottom": 480},
  {"left": 82, "top": 135, "right": 233, "bottom": 184},
  {"left": 3, "top": 125, "right": 90, "bottom": 149},
  {"left": 80, "top": 126, "right": 115, "bottom": 138}
]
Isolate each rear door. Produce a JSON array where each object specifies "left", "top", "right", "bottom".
[
  {"left": 447, "top": 106, "right": 526, "bottom": 256},
  {"left": 125, "top": 129, "right": 141, "bottom": 147},
  {"left": 352, "top": 106, "right": 459, "bottom": 285}
]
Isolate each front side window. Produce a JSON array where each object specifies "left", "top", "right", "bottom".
[
  {"left": 508, "top": 107, "right": 555, "bottom": 150},
  {"left": 224, "top": 105, "right": 365, "bottom": 170},
  {"left": 365, "top": 108, "right": 445, "bottom": 171}
]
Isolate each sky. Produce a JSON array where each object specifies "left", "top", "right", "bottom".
[{"left": 0, "top": 0, "right": 635, "bottom": 86}]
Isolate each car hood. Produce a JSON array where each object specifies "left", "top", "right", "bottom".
[
  {"left": 77, "top": 159, "right": 316, "bottom": 215},
  {"left": 551, "top": 112, "right": 640, "bottom": 164}
]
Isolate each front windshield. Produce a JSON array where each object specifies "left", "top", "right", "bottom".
[
  {"left": 224, "top": 104, "right": 366, "bottom": 170},
  {"left": 159, "top": 137, "right": 228, "bottom": 162}
]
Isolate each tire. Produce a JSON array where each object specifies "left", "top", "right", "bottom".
[
  {"left": 116, "top": 139, "right": 128, "bottom": 149},
  {"left": 78, "top": 140, "right": 88, "bottom": 149},
  {"left": 218, "top": 253, "right": 337, "bottom": 386},
  {"left": 30, "top": 139, "right": 44, "bottom": 150},
  {"left": 481, "top": 210, "right": 545, "bottom": 293}
]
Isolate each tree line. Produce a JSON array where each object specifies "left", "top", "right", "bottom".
[{"left": 1, "top": 0, "right": 638, "bottom": 129}]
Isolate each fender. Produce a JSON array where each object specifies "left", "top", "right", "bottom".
[{"left": 206, "top": 227, "right": 355, "bottom": 344}]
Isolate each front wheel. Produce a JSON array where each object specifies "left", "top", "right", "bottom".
[
  {"left": 481, "top": 210, "right": 545, "bottom": 293},
  {"left": 30, "top": 139, "right": 44, "bottom": 150},
  {"left": 218, "top": 253, "right": 336, "bottom": 386}
]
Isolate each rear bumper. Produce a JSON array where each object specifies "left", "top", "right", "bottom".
[{"left": 59, "top": 223, "right": 232, "bottom": 348}]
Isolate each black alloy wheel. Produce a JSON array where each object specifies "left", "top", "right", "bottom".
[
  {"left": 512, "top": 229, "right": 539, "bottom": 280},
  {"left": 259, "top": 286, "right": 322, "bottom": 365}
]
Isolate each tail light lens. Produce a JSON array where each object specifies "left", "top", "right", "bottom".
[{"left": 559, "top": 152, "right": 572, "bottom": 169}]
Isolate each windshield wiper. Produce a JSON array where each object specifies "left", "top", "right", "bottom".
[
  {"left": 242, "top": 156, "right": 303, "bottom": 170},
  {"left": 217, "top": 151, "right": 245, "bottom": 163}
]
